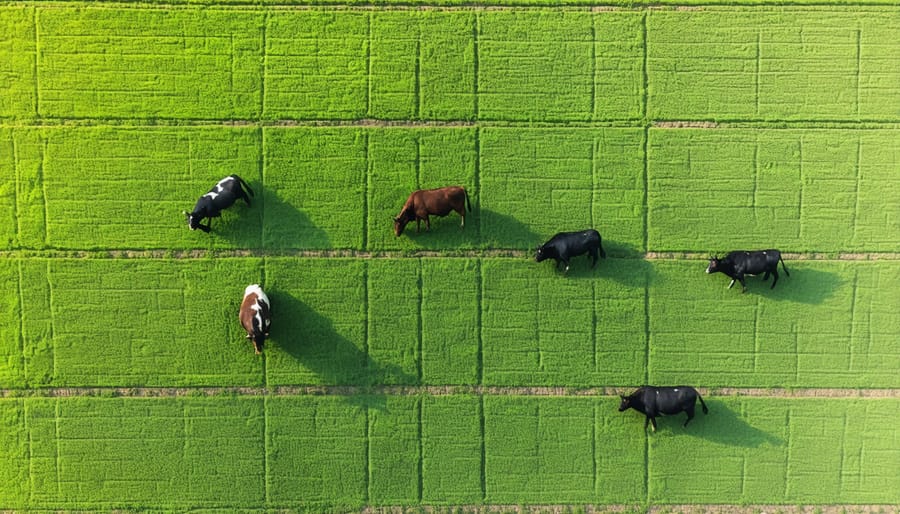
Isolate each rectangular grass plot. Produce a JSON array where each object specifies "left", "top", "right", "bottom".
[
  {"left": 369, "top": 396, "right": 421, "bottom": 504},
  {"left": 0, "top": 399, "right": 27, "bottom": 508},
  {"left": 648, "top": 11, "right": 900, "bottom": 121},
  {"left": 480, "top": 128, "right": 644, "bottom": 251},
  {"left": 481, "top": 259, "right": 644, "bottom": 387},
  {"left": 484, "top": 396, "right": 645, "bottom": 504},
  {"left": 264, "top": 258, "right": 368, "bottom": 386},
  {"left": 478, "top": 11, "right": 642, "bottom": 122},
  {"left": 421, "top": 259, "right": 480, "bottom": 385},
  {"left": 264, "top": 128, "right": 366, "bottom": 249},
  {"left": 0, "top": 260, "right": 23, "bottom": 388},
  {"left": 647, "top": 128, "right": 900, "bottom": 253},
  {"left": 367, "top": 259, "right": 420, "bottom": 384},
  {"left": 648, "top": 397, "right": 900, "bottom": 504},
  {"left": 38, "top": 8, "right": 263, "bottom": 119},
  {"left": 0, "top": 7, "right": 36, "bottom": 119},
  {"left": 20, "top": 259, "right": 265, "bottom": 388},
  {"left": 26, "top": 397, "right": 265, "bottom": 509},
  {"left": 265, "top": 11, "right": 368, "bottom": 120},
  {"left": 267, "top": 396, "right": 367, "bottom": 507},
  {"left": 421, "top": 395, "right": 482, "bottom": 503},
  {"left": 649, "top": 260, "right": 900, "bottom": 388}
]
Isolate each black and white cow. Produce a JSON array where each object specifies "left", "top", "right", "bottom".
[
  {"left": 184, "top": 175, "right": 254, "bottom": 232},
  {"left": 535, "top": 229, "right": 606, "bottom": 273},
  {"left": 706, "top": 250, "right": 790, "bottom": 292},
  {"left": 618, "top": 386, "right": 708, "bottom": 431},
  {"left": 239, "top": 284, "right": 271, "bottom": 355}
]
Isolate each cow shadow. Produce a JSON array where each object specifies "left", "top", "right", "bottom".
[
  {"left": 742, "top": 266, "right": 843, "bottom": 305},
  {"left": 477, "top": 208, "right": 542, "bottom": 250},
  {"left": 558, "top": 239, "right": 658, "bottom": 290},
  {"left": 267, "top": 291, "right": 415, "bottom": 401},
  {"left": 260, "top": 188, "right": 331, "bottom": 249},
  {"left": 182, "top": 199, "right": 261, "bottom": 248},
  {"left": 653, "top": 400, "right": 784, "bottom": 448}
]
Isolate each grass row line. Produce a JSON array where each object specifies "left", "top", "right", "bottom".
[
  {"left": 4, "top": 257, "right": 898, "bottom": 389},
  {"left": 4, "top": 8, "right": 900, "bottom": 122},
  {"left": 4, "top": 385, "right": 900, "bottom": 398},
  {"left": 2, "top": 395, "right": 898, "bottom": 508},
  {"left": 4, "top": 250, "right": 900, "bottom": 260},
  {"left": 3, "top": 126, "right": 898, "bottom": 253}
]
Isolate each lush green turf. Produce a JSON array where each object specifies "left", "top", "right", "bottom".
[
  {"left": 648, "top": 129, "right": 900, "bottom": 253},
  {"left": 4, "top": 257, "right": 897, "bottom": 389},
  {"left": 3, "top": 1, "right": 900, "bottom": 511},
  {"left": 647, "top": 10, "right": 900, "bottom": 121},
  {"left": 2, "top": 396, "right": 898, "bottom": 510}
]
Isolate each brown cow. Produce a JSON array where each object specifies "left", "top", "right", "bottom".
[
  {"left": 393, "top": 186, "right": 471, "bottom": 237},
  {"left": 239, "top": 284, "right": 271, "bottom": 355}
]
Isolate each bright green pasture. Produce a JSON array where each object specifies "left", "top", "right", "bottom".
[
  {"left": 647, "top": 128, "right": 900, "bottom": 253},
  {"left": 4, "top": 126, "right": 899, "bottom": 253},
  {"left": 7, "top": 7, "right": 900, "bottom": 122},
  {"left": 1, "top": 396, "right": 898, "bottom": 510},
  {"left": 4, "top": 257, "right": 897, "bottom": 389}
]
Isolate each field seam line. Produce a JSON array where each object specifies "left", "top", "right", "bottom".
[
  {"left": 32, "top": 7, "right": 40, "bottom": 118},
  {"left": 5, "top": 249, "right": 900, "bottom": 261},
  {"left": 7, "top": 118, "right": 900, "bottom": 129},
  {"left": 5, "top": 386, "right": 900, "bottom": 398}
]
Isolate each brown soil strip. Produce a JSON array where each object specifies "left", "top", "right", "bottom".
[{"left": 4, "top": 385, "right": 900, "bottom": 399}]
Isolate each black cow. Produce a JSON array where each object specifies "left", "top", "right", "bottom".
[
  {"left": 706, "top": 250, "right": 790, "bottom": 292},
  {"left": 184, "top": 175, "right": 254, "bottom": 233},
  {"left": 535, "top": 229, "right": 606, "bottom": 273},
  {"left": 618, "top": 386, "right": 708, "bottom": 431}
]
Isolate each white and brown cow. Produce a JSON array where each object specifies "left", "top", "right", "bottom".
[{"left": 239, "top": 284, "right": 271, "bottom": 355}]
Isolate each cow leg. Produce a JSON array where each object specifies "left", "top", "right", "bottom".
[
  {"left": 425, "top": 216, "right": 431, "bottom": 231},
  {"left": 762, "top": 271, "right": 770, "bottom": 281},
  {"left": 415, "top": 219, "right": 421, "bottom": 233},
  {"left": 770, "top": 269, "right": 779, "bottom": 289},
  {"left": 728, "top": 279, "right": 736, "bottom": 289},
  {"left": 589, "top": 249, "right": 598, "bottom": 268},
  {"left": 646, "top": 416, "right": 657, "bottom": 432},
  {"left": 683, "top": 405, "right": 696, "bottom": 427},
  {"left": 739, "top": 277, "right": 747, "bottom": 293}
]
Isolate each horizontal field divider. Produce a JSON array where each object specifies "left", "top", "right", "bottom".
[
  {"left": 3, "top": 385, "right": 899, "bottom": 398},
  {"left": 2, "top": 250, "right": 900, "bottom": 260},
  {"left": 6, "top": 119, "right": 900, "bottom": 129}
]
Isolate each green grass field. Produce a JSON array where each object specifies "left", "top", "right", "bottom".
[{"left": 1, "top": 2, "right": 899, "bottom": 512}]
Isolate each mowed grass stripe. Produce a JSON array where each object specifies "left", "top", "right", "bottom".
[
  {"left": 647, "top": 128, "right": 900, "bottom": 253},
  {"left": 5, "top": 258, "right": 897, "bottom": 389},
  {"left": 4, "top": 126, "right": 899, "bottom": 253},
  {"left": 1, "top": 396, "right": 898, "bottom": 509},
  {"left": 1, "top": 7, "right": 644, "bottom": 123},
  {"left": 648, "top": 10, "right": 900, "bottom": 121}
]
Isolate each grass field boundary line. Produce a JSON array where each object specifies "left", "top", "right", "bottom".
[
  {"left": 3, "top": 249, "right": 900, "bottom": 261},
  {"left": 4, "top": 385, "right": 900, "bottom": 398},
  {"left": 8, "top": 119, "right": 900, "bottom": 131},
  {"left": 12, "top": 2, "right": 900, "bottom": 9}
]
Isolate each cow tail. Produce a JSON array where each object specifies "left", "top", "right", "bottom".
[
  {"left": 697, "top": 392, "right": 709, "bottom": 415},
  {"left": 465, "top": 188, "right": 472, "bottom": 212},
  {"left": 780, "top": 254, "right": 790, "bottom": 276},
  {"left": 235, "top": 175, "right": 255, "bottom": 197}
]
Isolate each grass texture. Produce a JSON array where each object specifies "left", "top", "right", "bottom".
[
  {"left": 3, "top": 258, "right": 897, "bottom": 389},
  {"left": 1, "top": 396, "right": 898, "bottom": 510}
]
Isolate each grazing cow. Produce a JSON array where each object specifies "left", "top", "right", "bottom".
[
  {"left": 393, "top": 186, "right": 471, "bottom": 237},
  {"left": 618, "top": 386, "right": 708, "bottom": 431},
  {"left": 535, "top": 229, "right": 606, "bottom": 273},
  {"left": 706, "top": 250, "right": 790, "bottom": 292},
  {"left": 184, "top": 175, "right": 254, "bottom": 232},
  {"left": 239, "top": 284, "right": 271, "bottom": 355}
]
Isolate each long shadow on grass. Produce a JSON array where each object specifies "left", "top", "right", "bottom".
[
  {"left": 260, "top": 188, "right": 331, "bottom": 249},
  {"left": 181, "top": 195, "right": 262, "bottom": 248},
  {"left": 753, "top": 266, "right": 843, "bottom": 305},
  {"left": 267, "top": 290, "right": 414, "bottom": 407},
  {"left": 652, "top": 400, "right": 784, "bottom": 448},
  {"left": 392, "top": 207, "right": 542, "bottom": 251}
]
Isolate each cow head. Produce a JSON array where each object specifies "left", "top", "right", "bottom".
[
  {"left": 706, "top": 256, "right": 720, "bottom": 274},
  {"left": 618, "top": 395, "right": 633, "bottom": 412},
  {"left": 393, "top": 210, "right": 413, "bottom": 237},
  {"left": 252, "top": 332, "right": 266, "bottom": 355},
  {"left": 534, "top": 246, "right": 547, "bottom": 262},
  {"left": 184, "top": 211, "right": 210, "bottom": 233}
]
